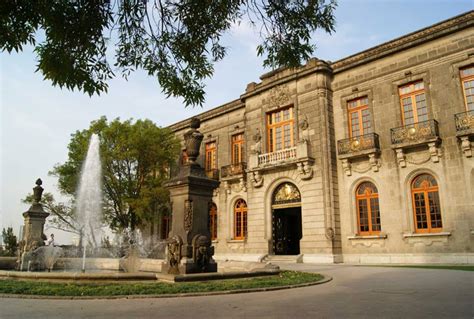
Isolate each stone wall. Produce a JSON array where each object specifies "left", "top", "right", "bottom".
[
  {"left": 166, "top": 12, "right": 474, "bottom": 263},
  {"left": 333, "top": 21, "right": 474, "bottom": 262}
]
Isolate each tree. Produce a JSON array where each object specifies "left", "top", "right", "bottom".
[
  {"left": 23, "top": 192, "right": 79, "bottom": 235},
  {"left": 0, "top": 0, "right": 337, "bottom": 106},
  {"left": 51, "top": 116, "right": 180, "bottom": 231},
  {"left": 2, "top": 227, "right": 18, "bottom": 256}
]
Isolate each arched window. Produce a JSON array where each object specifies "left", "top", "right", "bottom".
[
  {"left": 356, "top": 182, "right": 381, "bottom": 235},
  {"left": 209, "top": 203, "right": 217, "bottom": 240},
  {"left": 234, "top": 199, "right": 247, "bottom": 240},
  {"left": 411, "top": 174, "right": 442, "bottom": 233}
]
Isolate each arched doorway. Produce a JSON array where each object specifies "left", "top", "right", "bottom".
[{"left": 271, "top": 183, "right": 302, "bottom": 255}]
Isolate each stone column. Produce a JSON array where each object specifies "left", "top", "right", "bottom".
[{"left": 162, "top": 118, "right": 220, "bottom": 274}]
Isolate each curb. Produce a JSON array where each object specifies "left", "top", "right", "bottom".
[{"left": 0, "top": 274, "right": 332, "bottom": 300}]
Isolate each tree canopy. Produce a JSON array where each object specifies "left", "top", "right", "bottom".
[
  {"left": 23, "top": 192, "right": 79, "bottom": 235},
  {"left": 0, "top": 0, "right": 337, "bottom": 106},
  {"left": 51, "top": 117, "right": 180, "bottom": 231},
  {"left": 2, "top": 227, "right": 18, "bottom": 256}
]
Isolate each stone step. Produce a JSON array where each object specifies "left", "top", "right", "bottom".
[{"left": 263, "top": 254, "right": 303, "bottom": 263}]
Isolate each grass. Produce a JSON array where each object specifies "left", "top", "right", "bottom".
[
  {"left": 0, "top": 271, "right": 323, "bottom": 297},
  {"left": 384, "top": 265, "right": 474, "bottom": 272}
]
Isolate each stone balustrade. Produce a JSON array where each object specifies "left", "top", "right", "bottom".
[{"left": 258, "top": 147, "right": 297, "bottom": 165}]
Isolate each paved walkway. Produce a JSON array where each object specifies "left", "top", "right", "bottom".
[{"left": 0, "top": 264, "right": 472, "bottom": 318}]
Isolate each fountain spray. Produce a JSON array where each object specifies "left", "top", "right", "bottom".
[{"left": 76, "top": 134, "right": 102, "bottom": 273}]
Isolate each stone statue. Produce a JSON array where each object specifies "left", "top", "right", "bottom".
[
  {"left": 251, "top": 128, "right": 262, "bottom": 154},
  {"left": 192, "top": 234, "right": 213, "bottom": 272},
  {"left": 167, "top": 235, "right": 183, "bottom": 274}
]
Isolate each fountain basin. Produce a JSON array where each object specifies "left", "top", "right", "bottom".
[{"left": 0, "top": 259, "right": 280, "bottom": 282}]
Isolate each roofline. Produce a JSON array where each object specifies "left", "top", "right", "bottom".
[
  {"left": 331, "top": 10, "right": 474, "bottom": 72},
  {"left": 168, "top": 98, "right": 244, "bottom": 132},
  {"left": 168, "top": 11, "right": 473, "bottom": 130}
]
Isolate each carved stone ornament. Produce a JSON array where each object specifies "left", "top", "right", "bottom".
[
  {"left": 167, "top": 235, "right": 183, "bottom": 274},
  {"left": 428, "top": 142, "right": 441, "bottom": 163},
  {"left": 396, "top": 149, "right": 406, "bottom": 168},
  {"left": 273, "top": 183, "right": 301, "bottom": 205},
  {"left": 460, "top": 136, "right": 472, "bottom": 158},
  {"left": 268, "top": 85, "right": 291, "bottom": 107},
  {"left": 33, "top": 178, "right": 44, "bottom": 204},
  {"left": 342, "top": 159, "right": 351, "bottom": 176},
  {"left": 299, "top": 119, "right": 310, "bottom": 143},
  {"left": 239, "top": 178, "right": 247, "bottom": 192},
  {"left": 250, "top": 171, "right": 264, "bottom": 188},
  {"left": 184, "top": 200, "right": 193, "bottom": 232},
  {"left": 192, "top": 234, "right": 214, "bottom": 272},
  {"left": 183, "top": 117, "right": 204, "bottom": 163},
  {"left": 325, "top": 227, "right": 335, "bottom": 240},
  {"left": 297, "top": 161, "right": 313, "bottom": 180},
  {"left": 251, "top": 128, "right": 262, "bottom": 154}
]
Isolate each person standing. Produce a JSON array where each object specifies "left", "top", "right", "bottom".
[{"left": 46, "top": 233, "right": 55, "bottom": 246}]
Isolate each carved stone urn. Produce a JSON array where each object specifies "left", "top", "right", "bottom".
[{"left": 183, "top": 117, "right": 204, "bottom": 164}]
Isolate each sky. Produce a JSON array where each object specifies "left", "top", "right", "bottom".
[{"left": 1, "top": 0, "right": 472, "bottom": 243}]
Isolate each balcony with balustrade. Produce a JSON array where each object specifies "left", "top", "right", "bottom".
[
  {"left": 391, "top": 119, "right": 440, "bottom": 147},
  {"left": 221, "top": 162, "right": 247, "bottom": 181},
  {"left": 248, "top": 141, "right": 314, "bottom": 185},
  {"left": 338, "top": 133, "right": 380, "bottom": 159},
  {"left": 390, "top": 119, "right": 441, "bottom": 167},
  {"left": 337, "top": 133, "right": 381, "bottom": 176},
  {"left": 205, "top": 169, "right": 219, "bottom": 181},
  {"left": 454, "top": 110, "right": 474, "bottom": 157}
]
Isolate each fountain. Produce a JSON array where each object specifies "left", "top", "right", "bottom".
[
  {"left": 75, "top": 133, "right": 103, "bottom": 273},
  {"left": 0, "top": 124, "right": 279, "bottom": 283}
]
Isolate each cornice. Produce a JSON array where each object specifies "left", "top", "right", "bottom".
[
  {"left": 169, "top": 99, "right": 244, "bottom": 133},
  {"left": 168, "top": 11, "right": 473, "bottom": 130},
  {"left": 331, "top": 10, "right": 474, "bottom": 73},
  {"left": 240, "top": 59, "right": 332, "bottom": 101}
]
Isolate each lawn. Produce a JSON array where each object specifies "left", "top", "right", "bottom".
[{"left": 0, "top": 271, "right": 323, "bottom": 297}]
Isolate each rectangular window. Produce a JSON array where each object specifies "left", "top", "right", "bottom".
[
  {"left": 181, "top": 149, "right": 188, "bottom": 165},
  {"left": 460, "top": 66, "right": 474, "bottom": 111},
  {"left": 231, "top": 133, "right": 244, "bottom": 164},
  {"left": 205, "top": 142, "right": 217, "bottom": 171},
  {"left": 160, "top": 215, "right": 170, "bottom": 239},
  {"left": 347, "top": 97, "right": 372, "bottom": 137},
  {"left": 266, "top": 106, "right": 295, "bottom": 152},
  {"left": 399, "top": 81, "right": 428, "bottom": 125},
  {"left": 209, "top": 204, "right": 218, "bottom": 240}
]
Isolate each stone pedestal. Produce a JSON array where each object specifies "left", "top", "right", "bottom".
[
  {"left": 162, "top": 118, "right": 219, "bottom": 275},
  {"left": 18, "top": 179, "right": 49, "bottom": 270}
]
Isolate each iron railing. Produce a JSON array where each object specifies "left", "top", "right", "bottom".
[
  {"left": 205, "top": 169, "right": 219, "bottom": 180},
  {"left": 221, "top": 162, "right": 246, "bottom": 178},
  {"left": 455, "top": 110, "right": 474, "bottom": 132},
  {"left": 337, "top": 133, "right": 380, "bottom": 155},
  {"left": 391, "top": 119, "right": 439, "bottom": 145}
]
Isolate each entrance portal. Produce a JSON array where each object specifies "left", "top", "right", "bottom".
[
  {"left": 271, "top": 183, "right": 302, "bottom": 255},
  {"left": 272, "top": 207, "right": 302, "bottom": 255}
]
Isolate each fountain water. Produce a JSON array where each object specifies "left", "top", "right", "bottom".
[{"left": 76, "top": 134, "right": 103, "bottom": 272}]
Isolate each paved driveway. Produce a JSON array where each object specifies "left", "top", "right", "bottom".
[{"left": 0, "top": 264, "right": 472, "bottom": 319}]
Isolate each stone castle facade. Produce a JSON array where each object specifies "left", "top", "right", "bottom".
[{"left": 161, "top": 12, "right": 473, "bottom": 264}]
